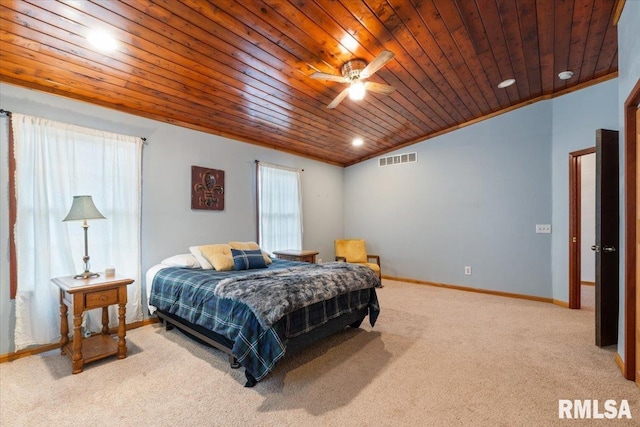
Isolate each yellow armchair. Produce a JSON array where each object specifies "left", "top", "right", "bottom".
[{"left": 334, "top": 239, "right": 381, "bottom": 278}]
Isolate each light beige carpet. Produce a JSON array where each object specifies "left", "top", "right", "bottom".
[
  {"left": 1, "top": 279, "right": 638, "bottom": 426},
  {"left": 581, "top": 284, "right": 595, "bottom": 311}
]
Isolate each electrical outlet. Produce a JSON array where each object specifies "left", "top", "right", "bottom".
[
  {"left": 536, "top": 224, "right": 551, "bottom": 234},
  {"left": 464, "top": 266, "right": 472, "bottom": 276}
]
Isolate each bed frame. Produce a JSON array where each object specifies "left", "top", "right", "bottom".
[{"left": 155, "top": 307, "right": 368, "bottom": 387}]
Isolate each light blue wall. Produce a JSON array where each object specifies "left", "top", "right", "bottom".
[
  {"left": 616, "top": 1, "right": 640, "bottom": 362},
  {"left": 550, "top": 79, "right": 619, "bottom": 302},
  {"left": 345, "top": 101, "right": 554, "bottom": 297},
  {"left": 0, "top": 83, "right": 345, "bottom": 354},
  {"left": 345, "top": 78, "right": 618, "bottom": 301}
]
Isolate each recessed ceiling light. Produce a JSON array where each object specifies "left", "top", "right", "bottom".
[
  {"left": 87, "top": 29, "right": 117, "bottom": 52},
  {"left": 340, "top": 34, "right": 359, "bottom": 52},
  {"left": 353, "top": 138, "right": 363, "bottom": 146},
  {"left": 558, "top": 70, "right": 574, "bottom": 80},
  {"left": 497, "top": 78, "right": 516, "bottom": 89}
]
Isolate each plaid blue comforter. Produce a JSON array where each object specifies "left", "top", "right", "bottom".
[{"left": 149, "top": 259, "right": 380, "bottom": 382}]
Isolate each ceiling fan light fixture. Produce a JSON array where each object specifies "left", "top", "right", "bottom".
[
  {"left": 349, "top": 81, "right": 366, "bottom": 101},
  {"left": 312, "top": 51, "right": 394, "bottom": 108},
  {"left": 558, "top": 70, "right": 574, "bottom": 80},
  {"left": 497, "top": 78, "right": 516, "bottom": 89}
]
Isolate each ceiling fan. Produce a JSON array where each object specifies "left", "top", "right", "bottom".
[{"left": 311, "top": 50, "right": 396, "bottom": 109}]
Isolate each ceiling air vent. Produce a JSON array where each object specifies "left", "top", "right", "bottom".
[{"left": 378, "top": 152, "right": 417, "bottom": 167}]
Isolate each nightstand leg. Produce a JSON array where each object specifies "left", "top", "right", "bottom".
[
  {"left": 72, "top": 314, "right": 83, "bottom": 374},
  {"left": 101, "top": 306, "right": 109, "bottom": 334},
  {"left": 117, "top": 302, "right": 127, "bottom": 359},
  {"left": 59, "top": 290, "right": 68, "bottom": 354}
]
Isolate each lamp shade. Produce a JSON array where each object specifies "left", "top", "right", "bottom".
[{"left": 63, "top": 195, "right": 106, "bottom": 222}]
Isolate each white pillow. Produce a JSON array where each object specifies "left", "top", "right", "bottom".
[
  {"left": 161, "top": 254, "right": 201, "bottom": 269},
  {"left": 189, "top": 246, "right": 213, "bottom": 270}
]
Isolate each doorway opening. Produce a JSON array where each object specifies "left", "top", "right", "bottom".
[
  {"left": 569, "top": 147, "right": 596, "bottom": 310},
  {"left": 580, "top": 152, "right": 596, "bottom": 311}
]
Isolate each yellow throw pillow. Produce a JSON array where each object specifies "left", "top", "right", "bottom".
[
  {"left": 228, "top": 241, "right": 272, "bottom": 264},
  {"left": 228, "top": 241, "right": 259, "bottom": 250},
  {"left": 198, "top": 244, "right": 234, "bottom": 271}
]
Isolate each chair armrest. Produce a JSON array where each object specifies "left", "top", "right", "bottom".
[
  {"left": 367, "top": 254, "right": 380, "bottom": 266},
  {"left": 335, "top": 256, "right": 347, "bottom": 262}
]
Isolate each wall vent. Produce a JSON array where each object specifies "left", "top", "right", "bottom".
[{"left": 378, "top": 152, "right": 417, "bottom": 167}]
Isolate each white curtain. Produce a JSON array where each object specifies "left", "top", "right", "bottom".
[
  {"left": 12, "top": 113, "right": 143, "bottom": 351},
  {"left": 257, "top": 162, "right": 302, "bottom": 254}
]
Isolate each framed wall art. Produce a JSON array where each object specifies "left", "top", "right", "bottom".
[{"left": 191, "top": 166, "right": 225, "bottom": 210}]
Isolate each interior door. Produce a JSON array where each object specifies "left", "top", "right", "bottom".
[{"left": 594, "top": 129, "right": 619, "bottom": 347}]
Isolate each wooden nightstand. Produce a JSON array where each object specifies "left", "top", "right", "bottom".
[
  {"left": 51, "top": 274, "right": 134, "bottom": 374},
  {"left": 273, "top": 249, "right": 319, "bottom": 263}
]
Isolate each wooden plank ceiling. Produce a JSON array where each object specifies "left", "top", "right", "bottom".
[{"left": 0, "top": 0, "right": 618, "bottom": 166}]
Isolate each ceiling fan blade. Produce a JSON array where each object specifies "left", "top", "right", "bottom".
[
  {"left": 311, "top": 71, "right": 348, "bottom": 83},
  {"left": 327, "top": 88, "right": 350, "bottom": 109},
  {"left": 364, "top": 81, "right": 396, "bottom": 95},
  {"left": 360, "top": 50, "right": 395, "bottom": 78}
]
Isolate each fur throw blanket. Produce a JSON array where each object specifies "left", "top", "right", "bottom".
[{"left": 214, "top": 262, "right": 380, "bottom": 329}]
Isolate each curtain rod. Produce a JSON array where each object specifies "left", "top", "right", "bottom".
[
  {"left": 0, "top": 108, "right": 147, "bottom": 141},
  {"left": 255, "top": 159, "right": 303, "bottom": 172}
]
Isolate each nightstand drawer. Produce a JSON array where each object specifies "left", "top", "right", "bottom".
[{"left": 85, "top": 289, "right": 118, "bottom": 309}]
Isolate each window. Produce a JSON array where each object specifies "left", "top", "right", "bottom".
[
  {"left": 256, "top": 161, "right": 302, "bottom": 254},
  {"left": 10, "top": 113, "right": 143, "bottom": 350}
]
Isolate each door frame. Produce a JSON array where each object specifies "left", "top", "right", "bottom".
[
  {"left": 569, "top": 147, "right": 596, "bottom": 309},
  {"left": 623, "top": 78, "right": 640, "bottom": 381}
]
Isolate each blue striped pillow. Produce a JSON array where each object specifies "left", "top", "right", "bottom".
[{"left": 231, "top": 249, "right": 268, "bottom": 270}]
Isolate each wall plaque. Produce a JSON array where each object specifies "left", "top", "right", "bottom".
[{"left": 191, "top": 166, "right": 224, "bottom": 210}]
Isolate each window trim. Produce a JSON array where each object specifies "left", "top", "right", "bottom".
[
  {"left": 255, "top": 160, "right": 260, "bottom": 243},
  {"left": 8, "top": 113, "right": 17, "bottom": 299},
  {"left": 254, "top": 160, "right": 303, "bottom": 253}
]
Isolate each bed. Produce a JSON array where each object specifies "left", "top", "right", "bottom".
[{"left": 147, "top": 258, "right": 381, "bottom": 386}]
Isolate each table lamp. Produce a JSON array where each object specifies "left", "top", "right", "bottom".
[{"left": 63, "top": 195, "right": 105, "bottom": 279}]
